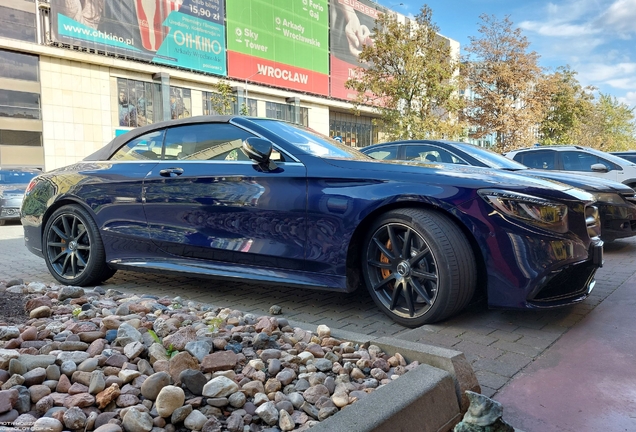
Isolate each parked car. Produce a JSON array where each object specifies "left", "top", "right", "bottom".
[
  {"left": 610, "top": 151, "right": 636, "bottom": 164},
  {"left": 505, "top": 145, "right": 636, "bottom": 188},
  {"left": 21, "top": 116, "right": 603, "bottom": 327},
  {"left": 361, "top": 140, "right": 636, "bottom": 242},
  {"left": 0, "top": 168, "right": 41, "bottom": 226}
]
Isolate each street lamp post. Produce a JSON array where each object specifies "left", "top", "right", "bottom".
[{"left": 244, "top": 71, "right": 261, "bottom": 115}]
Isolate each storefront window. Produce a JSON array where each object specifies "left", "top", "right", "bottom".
[
  {"left": 170, "top": 87, "right": 191, "bottom": 120},
  {"left": 117, "top": 78, "right": 162, "bottom": 128},
  {"left": 0, "top": 2, "right": 36, "bottom": 43},
  {"left": 0, "top": 90, "right": 40, "bottom": 120},
  {"left": 329, "top": 112, "right": 378, "bottom": 148},
  {"left": 0, "top": 50, "right": 38, "bottom": 82},
  {"left": 265, "top": 102, "right": 308, "bottom": 126}
]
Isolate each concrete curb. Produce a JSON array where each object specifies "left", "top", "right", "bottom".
[{"left": 290, "top": 321, "right": 481, "bottom": 431}]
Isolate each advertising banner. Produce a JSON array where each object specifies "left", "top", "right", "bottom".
[
  {"left": 50, "top": 0, "right": 227, "bottom": 76},
  {"left": 226, "top": 0, "right": 329, "bottom": 96},
  {"left": 329, "top": 0, "right": 381, "bottom": 100}
]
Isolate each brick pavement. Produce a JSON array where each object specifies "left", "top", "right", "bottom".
[{"left": 2, "top": 221, "right": 635, "bottom": 398}]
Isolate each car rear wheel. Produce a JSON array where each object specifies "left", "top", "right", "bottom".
[
  {"left": 362, "top": 208, "right": 477, "bottom": 327},
  {"left": 43, "top": 204, "right": 116, "bottom": 286}
]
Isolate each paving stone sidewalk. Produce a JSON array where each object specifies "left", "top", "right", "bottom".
[{"left": 2, "top": 222, "right": 635, "bottom": 398}]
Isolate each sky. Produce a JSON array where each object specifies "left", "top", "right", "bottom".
[{"left": 374, "top": 0, "right": 636, "bottom": 109}]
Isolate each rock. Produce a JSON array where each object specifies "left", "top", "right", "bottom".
[
  {"left": 255, "top": 401, "right": 278, "bottom": 426},
  {"left": 122, "top": 407, "right": 153, "bottom": 432},
  {"left": 155, "top": 386, "right": 185, "bottom": 418},
  {"left": 184, "top": 410, "right": 208, "bottom": 430},
  {"left": 0, "top": 389, "right": 18, "bottom": 413},
  {"left": 163, "top": 326, "right": 197, "bottom": 351},
  {"left": 124, "top": 341, "right": 145, "bottom": 360},
  {"left": 105, "top": 354, "right": 127, "bottom": 368},
  {"left": 119, "top": 370, "right": 141, "bottom": 384},
  {"left": 0, "top": 350, "right": 19, "bottom": 369},
  {"left": 116, "top": 323, "right": 142, "bottom": 347},
  {"left": 30, "top": 306, "right": 52, "bottom": 319},
  {"left": 279, "top": 409, "right": 295, "bottom": 431},
  {"left": 140, "top": 371, "right": 170, "bottom": 401},
  {"left": 168, "top": 351, "right": 198, "bottom": 385},
  {"left": 32, "top": 417, "right": 63, "bottom": 432},
  {"left": 58, "top": 286, "right": 84, "bottom": 301},
  {"left": 303, "top": 384, "right": 330, "bottom": 404},
  {"left": 226, "top": 413, "right": 244, "bottom": 432},
  {"left": 23, "top": 367, "right": 47, "bottom": 386},
  {"left": 60, "top": 360, "right": 76, "bottom": 376},
  {"left": 228, "top": 392, "right": 246, "bottom": 408},
  {"left": 63, "top": 393, "right": 95, "bottom": 408},
  {"left": 201, "top": 351, "right": 238, "bottom": 373},
  {"left": 201, "top": 418, "right": 223, "bottom": 432},
  {"left": 96, "top": 384, "right": 121, "bottom": 409},
  {"left": 29, "top": 385, "right": 51, "bottom": 403},
  {"left": 46, "top": 365, "right": 60, "bottom": 381},
  {"left": 94, "top": 425, "right": 122, "bottom": 432},
  {"left": 179, "top": 370, "right": 206, "bottom": 396},
  {"left": 454, "top": 391, "right": 515, "bottom": 432},
  {"left": 316, "top": 325, "right": 331, "bottom": 338},
  {"left": 89, "top": 370, "right": 106, "bottom": 394},
  {"left": 63, "top": 406, "right": 86, "bottom": 430},
  {"left": 20, "top": 327, "right": 37, "bottom": 341},
  {"left": 184, "top": 341, "right": 211, "bottom": 362},
  {"left": 59, "top": 341, "right": 89, "bottom": 351},
  {"left": 35, "top": 395, "right": 54, "bottom": 414},
  {"left": 268, "top": 305, "right": 282, "bottom": 315},
  {"left": 202, "top": 376, "right": 239, "bottom": 398},
  {"left": 57, "top": 351, "right": 90, "bottom": 364},
  {"left": 1, "top": 374, "right": 24, "bottom": 390},
  {"left": 148, "top": 344, "right": 169, "bottom": 365},
  {"left": 8, "top": 359, "right": 26, "bottom": 376},
  {"left": 170, "top": 404, "right": 192, "bottom": 424}
]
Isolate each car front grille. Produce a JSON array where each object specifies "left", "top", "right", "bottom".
[{"left": 0, "top": 208, "right": 20, "bottom": 217}]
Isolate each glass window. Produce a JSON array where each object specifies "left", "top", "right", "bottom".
[
  {"left": 110, "top": 130, "right": 165, "bottom": 161},
  {"left": 561, "top": 151, "right": 616, "bottom": 172},
  {"left": 515, "top": 150, "right": 556, "bottom": 170},
  {"left": 0, "top": 50, "right": 38, "bottom": 82},
  {"left": 264, "top": 102, "right": 306, "bottom": 124},
  {"left": 164, "top": 123, "right": 256, "bottom": 161},
  {"left": 0, "top": 130, "right": 41, "bottom": 146},
  {"left": 202, "top": 91, "right": 236, "bottom": 116},
  {"left": 0, "top": 90, "right": 40, "bottom": 119},
  {"left": 365, "top": 146, "right": 398, "bottom": 160},
  {"left": 329, "top": 112, "right": 378, "bottom": 148},
  {"left": 404, "top": 145, "right": 467, "bottom": 164},
  {"left": 117, "top": 78, "right": 162, "bottom": 128},
  {"left": 170, "top": 87, "right": 191, "bottom": 120},
  {"left": 0, "top": 5, "right": 36, "bottom": 43}
]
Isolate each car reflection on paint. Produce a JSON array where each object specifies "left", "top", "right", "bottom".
[
  {"left": 0, "top": 168, "right": 41, "bottom": 226},
  {"left": 22, "top": 116, "right": 603, "bottom": 327}
]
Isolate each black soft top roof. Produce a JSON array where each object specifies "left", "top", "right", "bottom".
[{"left": 84, "top": 115, "right": 236, "bottom": 161}]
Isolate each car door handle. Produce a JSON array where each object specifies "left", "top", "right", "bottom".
[{"left": 159, "top": 168, "right": 184, "bottom": 177}]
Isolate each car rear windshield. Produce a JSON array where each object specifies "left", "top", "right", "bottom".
[
  {"left": 0, "top": 170, "right": 38, "bottom": 184},
  {"left": 252, "top": 119, "right": 369, "bottom": 160}
]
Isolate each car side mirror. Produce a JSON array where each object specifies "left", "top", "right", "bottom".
[
  {"left": 591, "top": 163, "right": 608, "bottom": 173},
  {"left": 242, "top": 137, "right": 278, "bottom": 171}
]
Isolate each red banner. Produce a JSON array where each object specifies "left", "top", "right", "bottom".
[{"left": 228, "top": 51, "right": 329, "bottom": 97}]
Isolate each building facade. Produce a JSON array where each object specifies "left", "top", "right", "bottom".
[{"left": 0, "top": 0, "right": 457, "bottom": 170}]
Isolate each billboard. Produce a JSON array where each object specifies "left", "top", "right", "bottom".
[
  {"left": 50, "top": 0, "right": 227, "bottom": 76},
  {"left": 329, "top": 0, "right": 382, "bottom": 100},
  {"left": 226, "top": 0, "right": 329, "bottom": 96}
]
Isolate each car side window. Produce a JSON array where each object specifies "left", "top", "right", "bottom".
[
  {"left": 404, "top": 145, "right": 466, "bottom": 164},
  {"left": 366, "top": 147, "right": 398, "bottom": 160},
  {"left": 163, "top": 123, "right": 285, "bottom": 162},
  {"left": 110, "top": 131, "right": 165, "bottom": 161},
  {"left": 516, "top": 150, "right": 556, "bottom": 170},
  {"left": 561, "top": 151, "right": 617, "bottom": 172}
]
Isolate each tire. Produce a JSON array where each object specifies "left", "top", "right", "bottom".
[
  {"left": 43, "top": 204, "right": 116, "bottom": 286},
  {"left": 361, "top": 208, "right": 477, "bottom": 327}
]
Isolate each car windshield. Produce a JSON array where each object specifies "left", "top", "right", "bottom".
[
  {"left": 252, "top": 119, "right": 369, "bottom": 160},
  {"left": 454, "top": 143, "right": 527, "bottom": 170},
  {"left": 0, "top": 170, "right": 38, "bottom": 185}
]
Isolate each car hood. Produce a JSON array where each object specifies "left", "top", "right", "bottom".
[
  {"left": 324, "top": 158, "right": 595, "bottom": 199},
  {"left": 521, "top": 169, "right": 634, "bottom": 194}
]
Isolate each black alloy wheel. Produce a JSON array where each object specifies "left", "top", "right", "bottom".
[
  {"left": 362, "top": 208, "right": 476, "bottom": 327},
  {"left": 43, "top": 204, "right": 116, "bottom": 286}
]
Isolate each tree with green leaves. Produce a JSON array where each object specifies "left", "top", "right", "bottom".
[
  {"left": 345, "top": 6, "right": 464, "bottom": 140},
  {"left": 573, "top": 93, "right": 636, "bottom": 151},
  {"left": 463, "top": 14, "right": 552, "bottom": 152},
  {"left": 539, "top": 66, "right": 595, "bottom": 145},
  {"left": 206, "top": 81, "right": 236, "bottom": 115}
]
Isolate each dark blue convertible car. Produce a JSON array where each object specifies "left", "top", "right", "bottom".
[{"left": 21, "top": 117, "right": 603, "bottom": 327}]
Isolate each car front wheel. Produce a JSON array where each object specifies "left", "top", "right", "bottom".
[
  {"left": 362, "top": 208, "right": 477, "bottom": 327},
  {"left": 43, "top": 204, "right": 116, "bottom": 286}
]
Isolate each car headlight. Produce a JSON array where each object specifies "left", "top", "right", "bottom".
[
  {"left": 478, "top": 189, "right": 568, "bottom": 233},
  {"left": 594, "top": 192, "right": 624, "bottom": 204}
]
